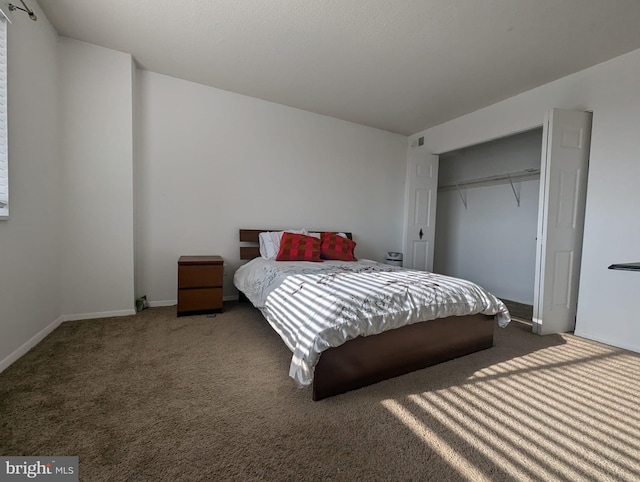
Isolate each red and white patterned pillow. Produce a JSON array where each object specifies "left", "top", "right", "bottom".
[
  {"left": 276, "top": 232, "right": 322, "bottom": 262},
  {"left": 320, "top": 232, "right": 357, "bottom": 261}
]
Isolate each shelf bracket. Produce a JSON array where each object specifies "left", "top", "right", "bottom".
[
  {"left": 455, "top": 184, "right": 468, "bottom": 210},
  {"left": 507, "top": 175, "right": 521, "bottom": 207}
]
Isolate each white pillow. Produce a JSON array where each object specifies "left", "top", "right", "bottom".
[{"left": 259, "top": 229, "right": 307, "bottom": 259}]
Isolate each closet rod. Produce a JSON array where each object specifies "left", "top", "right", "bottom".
[
  {"left": 438, "top": 168, "right": 540, "bottom": 191},
  {"left": 439, "top": 168, "right": 540, "bottom": 209}
]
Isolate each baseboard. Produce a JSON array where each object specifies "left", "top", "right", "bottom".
[
  {"left": 0, "top": 315, "right": 64, "bottom": 374},
  {"left": 574, "top": 329, "right": 640, "bottom": 354},
  {"left": 148, "top": 300, "right": 176, "bottom": 308},
  {"left": 62, "top": 309, "right": 136, "bottom": 322}
]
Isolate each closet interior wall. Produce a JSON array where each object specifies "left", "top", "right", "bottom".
[{"left": 434, "top": 128, "right": 543, "bottom": 305}]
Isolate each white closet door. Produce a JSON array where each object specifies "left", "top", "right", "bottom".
[
  {"left": 403, "top": 145, "right": 439, "bottom": 271},
  {"left": 533, "top": 109, "right": 592, "bottom": 335}
]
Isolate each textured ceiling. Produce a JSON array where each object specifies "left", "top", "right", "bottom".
[{"left": 38, "top": 0, "right": 640, "bottom": 135}]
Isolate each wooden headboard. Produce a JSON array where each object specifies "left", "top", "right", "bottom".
[{"left": 239, "top": 229, "right": 353, "bottom": 260}]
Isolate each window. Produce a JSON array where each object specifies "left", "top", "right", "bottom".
[{"left": 0, "top": 18, "right": 6, "bottom": 219}]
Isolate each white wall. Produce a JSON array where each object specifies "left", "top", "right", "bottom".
[
  {"left": 0, "top": 4, "right": 62, "bottom": 369},
  {"left": 58, "top": 38, "right": 135, "bottom": 319},
  {"left": 135, "top": 70, "right": 408, "bottom": 304},
  {"left": 434, "top": 129, "right": 542, "bottom": 304},
  {"left": 412, "top": 49, "right": 640, "bottom": 353}
]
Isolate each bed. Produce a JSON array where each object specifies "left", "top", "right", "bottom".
[{"left": 235, "top": 229, "right": 510, "bottom": 400}]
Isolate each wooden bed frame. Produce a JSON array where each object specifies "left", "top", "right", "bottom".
[{"left": 238, "top": 229, "right": 495, "bottom": 401}]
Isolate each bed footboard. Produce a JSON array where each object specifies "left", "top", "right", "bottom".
[{"left": 312, "top": 313, "right": 494, "bottom": 400}]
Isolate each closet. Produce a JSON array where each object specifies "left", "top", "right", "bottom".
[
  {"left": 404, "top": 109, "right": 592, "bottom": 334},
  {"left": 435, "top": 128, "right": 542, "bottom": 310}
]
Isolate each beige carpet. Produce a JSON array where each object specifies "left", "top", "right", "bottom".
[{"left": 1, "top": 303, "right": 639, "bottom": 481}]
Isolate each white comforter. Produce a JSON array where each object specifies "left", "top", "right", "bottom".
[{"left": 234, "top": 258, "right": 510, "bottom": 387}]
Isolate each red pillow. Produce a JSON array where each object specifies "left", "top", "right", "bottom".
[
  {"left": 276, "top": 232, "right": 322, "bottom": 262},
  {"left": 320, "top": 232, "right": 357, "bottom": 261}
]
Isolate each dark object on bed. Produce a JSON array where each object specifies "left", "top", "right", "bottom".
[{"left": 238, "top": 229, "right": 495, "bottom": 401}]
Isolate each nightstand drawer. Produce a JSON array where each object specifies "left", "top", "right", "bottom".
[
  {"left": 177, "top": 287, "right": 223, "bottom": 313},
  {"left": 178, "top": 264, "right": 223, "bottom": 288}
]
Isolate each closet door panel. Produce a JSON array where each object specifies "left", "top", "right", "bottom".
[
  {"left": 533, "top": 109, "right": 592, "bottom": 335},
  {"left": 404, "top": 147, "right": 439, "bottom": 271}
]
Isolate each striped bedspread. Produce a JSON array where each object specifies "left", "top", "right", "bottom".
[{"left": 234, "top": 258, "right": 510, "bottom": 387}]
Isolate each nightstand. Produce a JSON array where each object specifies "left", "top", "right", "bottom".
[{"left": 177, "top": 256, "right": 223, "bottom": 316}]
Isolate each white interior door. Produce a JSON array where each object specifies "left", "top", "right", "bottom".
[
  {"left": 403, "top": 144, "right": 439, "bottom": 271},
  {"left": 533, "top": 109, "right": 592, "bottom": 335}
]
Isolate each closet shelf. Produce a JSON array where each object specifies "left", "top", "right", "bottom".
[
  {"left": 438, "top": 168, "right": 540, "bottom": 190},
  {"left": 438, "top": 168, "right": 541, "bottom": 209}
]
